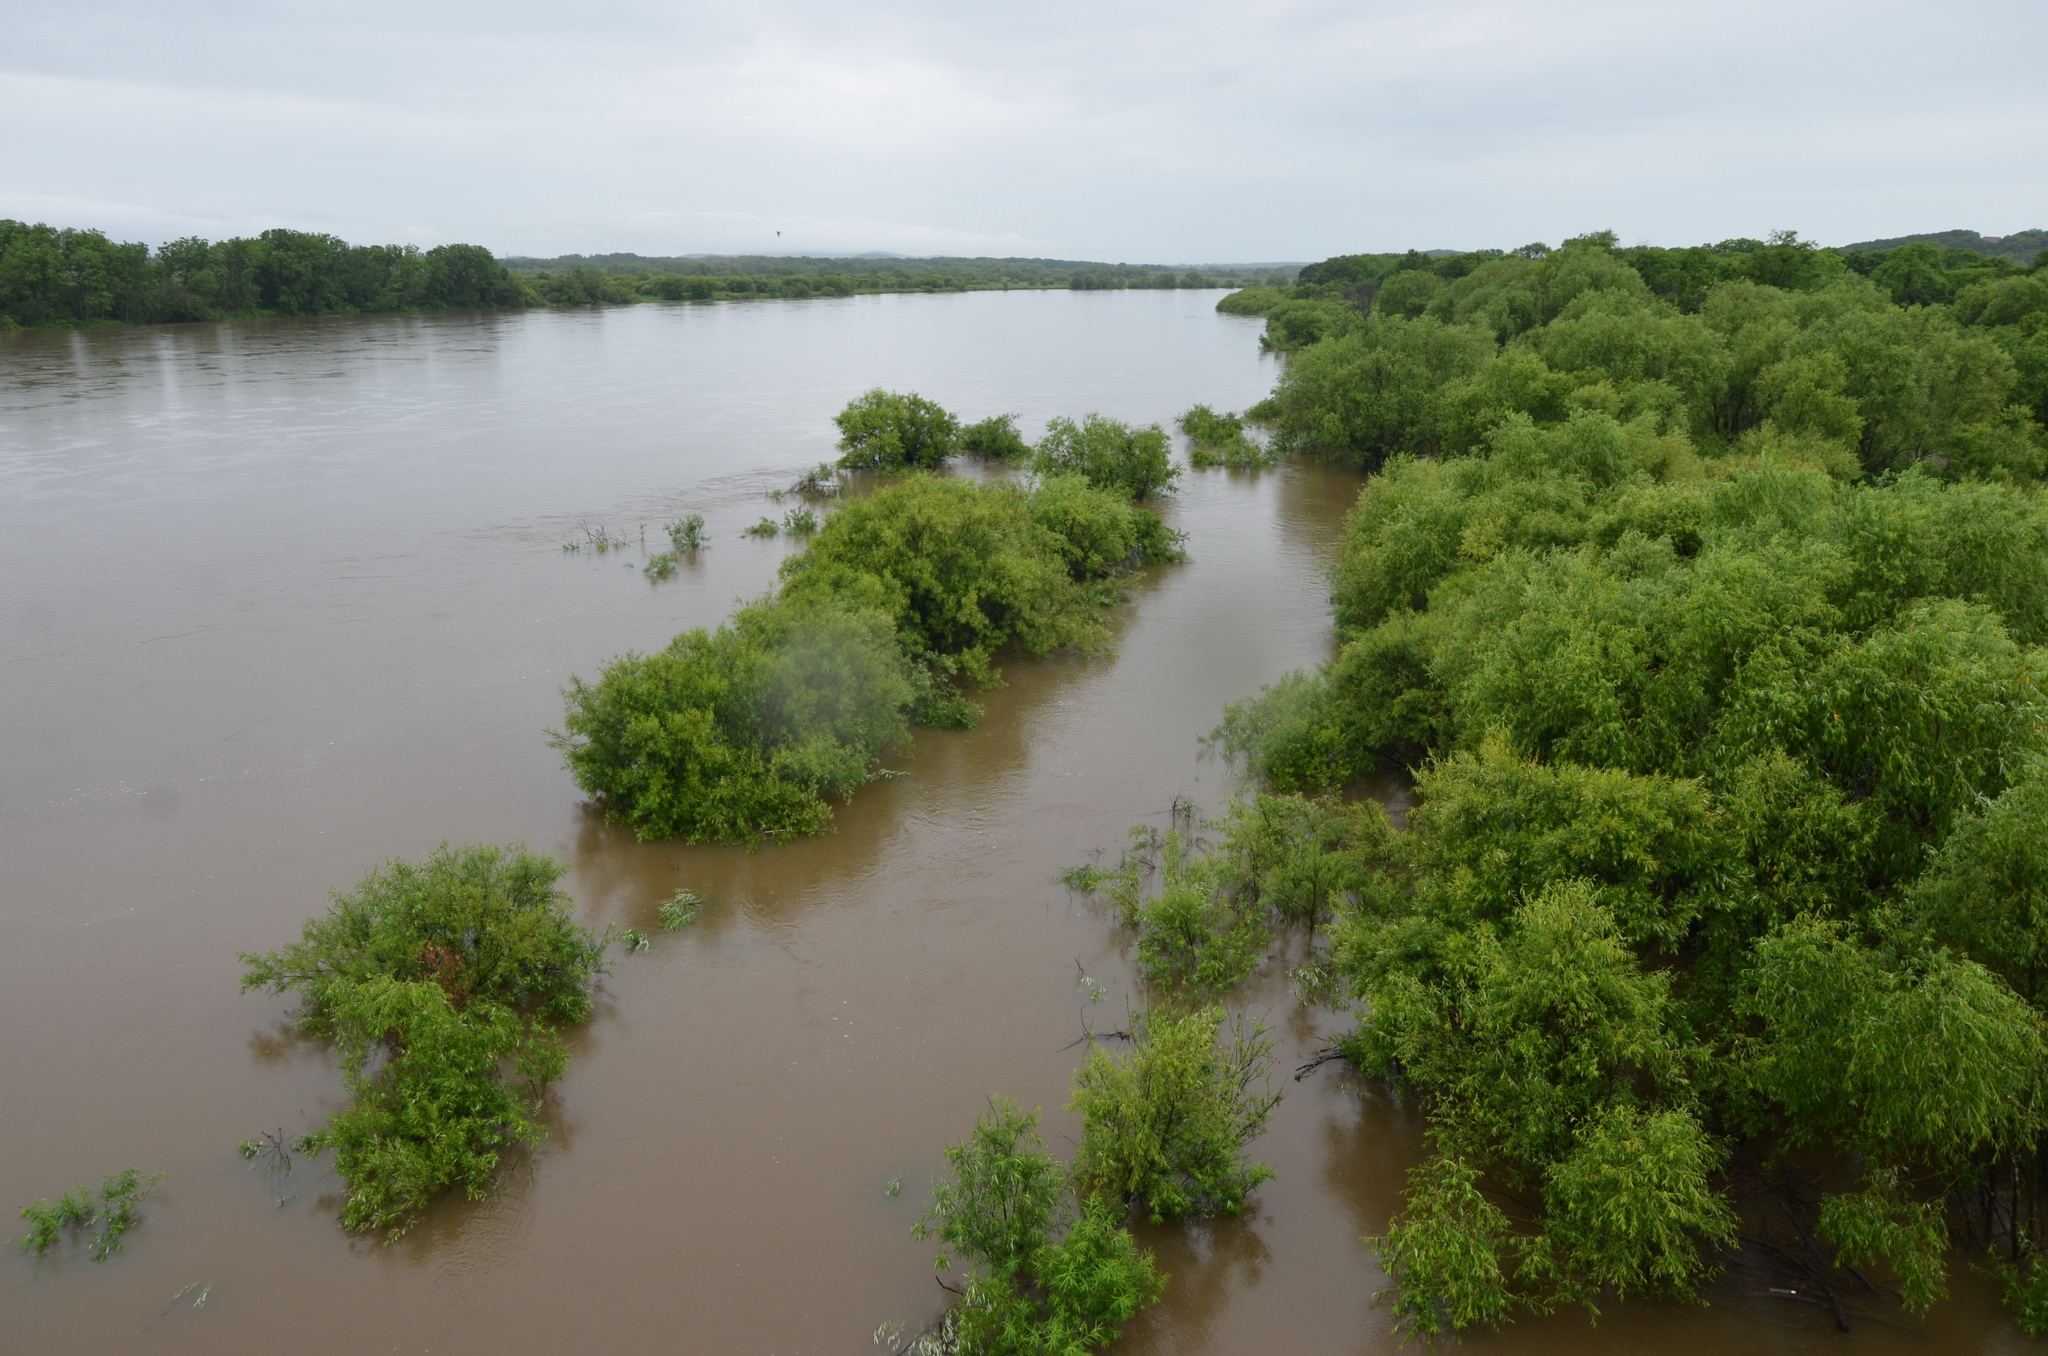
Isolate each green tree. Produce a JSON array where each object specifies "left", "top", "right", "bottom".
[
  {"left": 834, "top": 388, "right": 962, "bottom": 471},
  {"left": 1031, "top": 415, "right": 1179, "bottom": 501}
]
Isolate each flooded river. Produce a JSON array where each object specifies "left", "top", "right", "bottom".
[{"left": 0, "top": 291, "right": 2027, "bottom": 1353}]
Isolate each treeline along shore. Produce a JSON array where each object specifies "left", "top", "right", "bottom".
[{"left": 0, "top": 218, "right": 1293, "bottom": 329}]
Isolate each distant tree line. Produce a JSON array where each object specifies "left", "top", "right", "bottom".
[
  {"left": 0, "top": 220, "right": 1299, "bottom": 329},
  {"left": 510, "top": 255, "right": 1293, "bottom": 306},
  {"left": 0, "top": 221, "right": 524, "bottom": 327}
]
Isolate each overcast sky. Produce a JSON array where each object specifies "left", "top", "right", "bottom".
[{"left": 3, "top": 0, "right": 2043, "bottom": 262}]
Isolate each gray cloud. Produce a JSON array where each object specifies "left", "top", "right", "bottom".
[{"left": 2, "top": 0, "right": 2042, "bottom": 260}]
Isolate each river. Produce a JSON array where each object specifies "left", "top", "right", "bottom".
[{"left": 0, "top": 291, "right": 2024, "bottom": 1353}]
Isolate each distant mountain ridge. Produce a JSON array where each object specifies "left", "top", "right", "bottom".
[{"left": 1838, "top": 229, "right": 2046, "bottom": 264}]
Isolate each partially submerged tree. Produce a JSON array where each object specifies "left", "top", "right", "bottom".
[
  {"left": 1031, "top": 415, "right": 1179, "bottom": 501},
  {"left": 835, "top": 388, "right": 961, "bottom": 472},
  {"left": 912, "top": 1101, "right": 1163, "bottom": 1356},
  {"left": 240, "top": 843, "right": 609, "bottom": 1237}
]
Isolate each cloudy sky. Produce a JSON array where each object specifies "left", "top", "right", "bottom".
[{"left": 4, "top": 0, "right": 2043, "bottom": 262}]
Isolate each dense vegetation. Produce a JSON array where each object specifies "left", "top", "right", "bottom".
[
  {"left": 1198, "top": 230, "right": 2048, "bottom": 1334},
  {"left": 239, "top": 844, "right": 610, "bottom": 1236},
  {"left": 0, "top": 220, "right": 1298, "bottom": 329},
  {"left": 1841, "top": 229, "right": 2048, "bottom": 266},
  {"left": 0, "top": 221, "right": 523, "bottom": 326},
  {"left": 558, "top": 398, "right": 1183, "bottom": 845},
  {"left": 506, "top": 251, "right": 1295, "bottom": 299},
  {"left": 1030, "top": 415, "right": 1179, "bottom": 502},
  {"left": 1233, "top": 231, "right": 2047, "bottom": 479}
]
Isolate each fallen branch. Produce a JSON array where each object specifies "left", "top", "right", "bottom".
[{"left": 1293, "top": 1047, "right": 1345, "bottom": 1080}]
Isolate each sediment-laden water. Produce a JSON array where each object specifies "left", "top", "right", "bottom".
[{"left": 0, "top": 292, "right": 2023, "bottom": 1353}]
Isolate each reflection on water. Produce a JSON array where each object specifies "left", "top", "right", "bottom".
[{"left": 0, "top": 294, "right": 2020, "bottom": 1353}]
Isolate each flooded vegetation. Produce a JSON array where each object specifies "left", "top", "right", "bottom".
[{"left": 6, "top": 267, "right": 2048, "bottom": 1354}]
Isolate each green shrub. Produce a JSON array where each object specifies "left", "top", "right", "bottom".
[
  {"left": 960, "top": 413, "right": 1031, "bottom": 461},
  {"left": 556, "top": 595, "right": 914, "bottom": 843},
  {"left": 1215, "top": 285, "right": 1292, "bottom": 316},
  {"left": 782, "top": 475, "right": 1109, "bottom": 684},
  {"left": 312, "top": 977, "right": 560, "bottom": 1235},
  {"left": 1070, "top": 1006, "right": 1278, "bottom": 1222},
  {"left": 1031, "top": 415, "right": 1180, "bottom": 501},
  {"left": 914, "top": 1100, "right": 1163, "bottom": 1356},
  {"left": 239, "top": 844, "right": 608, "bottom": 1237},
  {"left": 834, "top": 388, "right": 961, "bottom": 471},
  {"left": 239, "top": 842, "right": 607, "bottom": 1028},
  {"left": 563, "top": 475, "right": 1180, "bottom": 845},
  {"left": 1178, "top": 404, "right": 1275, "bottom": 469},
  {"left": 1260, "top": 298, "right": 1363, "bottom": 352},
  {"left": 665, "top": 513, "right": 708, "bottom": 551},
  {"left": 1369, "top": 1150, "right": 1520, "bottom": 1338}
]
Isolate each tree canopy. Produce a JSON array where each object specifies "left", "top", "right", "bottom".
[{"left": 1198, "top": 229, "right": 2048, "bottom": 1335}]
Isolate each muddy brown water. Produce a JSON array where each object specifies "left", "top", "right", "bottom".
[{"left": 0, "top": 291, "right": 2028, "bottom": 1353}]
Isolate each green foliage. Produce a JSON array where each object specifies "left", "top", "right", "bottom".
[
  {"left": 310, "top": 977, "right": 560, "bottom": 1236},
  {"left": 1070, "top": 795, "right": 1393, "bottom": 1000},
  {"left": 556, "top": 594, "right": 914, "bottom": 843},
  {"left": 1536, "top": 1105, "right": 1736, "bottom": 1309},
  {"left": 1070, "top": 1006, "right": 1278, "bottom": 1223},
  {"left": 18, "top": 1170, "right": 161, "bottom": 1262},
  {"left": 1121, "top": 830, "right": 1272, "bottom": 996},
  {"left": 643, "top": 551, "right": 679, "bottom": 579},
  {"left": 239, "top": 845, "right": 605, "bottom": 1237},
  {"left": 1248, "top": 233, "right": 2046, "bottom": 480},
  {"left": 564, "top": 472, "right": 1176, "bottom": 844},
  {"left": 835, "top": 389, "right": 961, "bottom": 472},
  {"left": 1906, "top": 768, "right": 2048, "bottom": 1001},
  {"left": 1817, "top": 1170, "right": 1950, "bottom": 1316},
  {"left": 1031, "top": 415, "right": 1180, "bottom": 501},
  {"left": 239, "top": 842, "right": 607, "bottom": 1028},
  {"left": 782, "top": 474, "right": 1170, "bottom": 686},
  {"left": 511, "top": 250, "right": 1291, "bottom": 300},
  {"left": 783, "top": 506, "right": 820, "bottom": 535},
  {"left": 1215, "top": 285, "right": 1292, "bottom": 316},
  {"left": 961, "top": 414, "right": 1032, "bottom": 462},
  {"left": 658, "top": 889, "right": 702, "bottom": 930},
  {"left": 1208, "top": 231, "right": 2048, "bottom": 1331},
  {"left": 1369, "top": 1150, "right": 1519, "bottom": 1338},
  {"left": 914, "top": 1100, "right": 1164, "bottom": 1356},
  {"left": 2001, "top": 1252, "right": 2048, "bottom": 1335},
  {"left": 744, "top": 517, "right": 779, "bottom": 538},
  {"left": 0, "top": 220, "right": 522, "bottom": 325},
  {"left": 1177, "top": 405, "right": 1275, "bottom": 469},
  {"left": 665, "top": 514, "right": 708, "bottom": 551},
  {"left": 1738, "top": 917, "right": 2046, "bottom": 1168},
  {"left": 1261, "top": 299, "right": 1363, "bottom": 352}
]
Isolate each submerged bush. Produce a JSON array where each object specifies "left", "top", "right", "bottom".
[
  {"left": 835, "top": 388, "right": 961, "bottom": 472},
  {"left": 1177, "top": 404, "right": 1275, "bottom": 469},
  {"left": 782, "top": 474, "right": 1175, "bottom": 685},
  {"left": 556, "top": 595, "right": 915, "bottom": 843},
  {"left": 960, "top": 413, "right": 1031, "bottom": 462},
  {"left": 562, "top": 473, "right": 1178, "bottom": 843},
  {"left": 240, "top": 844, "right": 609, "bottom": 1236},
  {"left": 1031, "top": 415, "right": 1180, "bottom": 501},
  {"left": 914, "top": 1100, "right": 1163, "bottom": 1356},
  {"left": 18, "top": 1169, "right": 162, "bottom": 1262},
  {"left": 1071, "top": 1006, "right": 1279, "bottom": 1223}
]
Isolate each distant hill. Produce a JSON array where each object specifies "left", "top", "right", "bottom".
[{"left": 1838, "top": 229, "right": 2046, "bottom": 264}]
